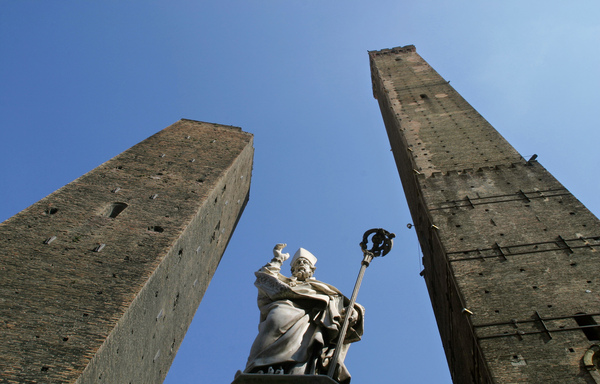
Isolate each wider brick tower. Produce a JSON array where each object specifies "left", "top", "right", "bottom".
[
  {"left": 370, "top": 45, "right": 600, "bottom": 383},
  {"left": 0, "top": 119, "right": 253, "bottom": 383}
]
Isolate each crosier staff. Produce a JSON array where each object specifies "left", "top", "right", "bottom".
[{"left": 327, "top": 228, "right": 395, "bottom": 379}]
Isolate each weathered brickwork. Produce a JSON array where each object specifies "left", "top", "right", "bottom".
[
  {"left": 370, "top": 46, "right": 600, "bottom": 383},
  {"left": 0, "top": 119, "right": 253, "bottom": 383}
]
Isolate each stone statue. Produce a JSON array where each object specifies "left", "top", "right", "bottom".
[{"left": 243, "top": 244, "right": 364, "bottom": 383}]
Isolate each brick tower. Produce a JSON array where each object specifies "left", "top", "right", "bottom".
[
  {"left": 370, "top": 45, "right": 600, "bottom": 383},
  {"left": 0, "top": 119, "right": 253, "bottom": 383}
]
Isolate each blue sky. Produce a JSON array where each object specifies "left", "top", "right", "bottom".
[{"left": 1, "top": 2, "right": 599, "bottom": 383}]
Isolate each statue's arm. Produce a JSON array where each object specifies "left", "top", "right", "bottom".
[{"left": 258, "top": 243, "right": 290, "bottom": 276}]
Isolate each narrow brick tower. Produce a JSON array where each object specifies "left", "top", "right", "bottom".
[
  {"left": 370, "top": 45, "right": 600, "bottom": 383},
  {"left": 0, "top": 119, "right": 253, "bottom": 383}
]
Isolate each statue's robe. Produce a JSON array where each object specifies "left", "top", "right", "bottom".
[{"left": 244, "top": 259, "right": 364, "bottom": 384}]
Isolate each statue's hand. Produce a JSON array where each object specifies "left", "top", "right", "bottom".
[
  {"left": 341, "top": 307, "right": 359, "bottom": 326},
  {"left": 273, "top": 243, "right": 290, "bottom": 261}
]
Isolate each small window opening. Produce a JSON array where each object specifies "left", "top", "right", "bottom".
[
  {"left": 105, "top": 202, "right": 128, "bottom": 218},
  {"left": 148, "top": 226, "right": 164, "bottom": 233},
  {"left": 420, "top": 94, "right": 428, "bottom": 99},
  {"left": 45, "top": 207, "right": 58, "bottom": 215},
  {"left": 575, "top": 313, "right": 600, "bottom": 341}
]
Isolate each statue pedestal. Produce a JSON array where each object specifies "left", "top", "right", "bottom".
[{"left": 232, "top": 373, "right": 338, "bottom": 384}]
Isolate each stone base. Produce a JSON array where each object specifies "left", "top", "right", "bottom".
[{"left": 232, "top": 372, "right": 338, "bottom": 384}]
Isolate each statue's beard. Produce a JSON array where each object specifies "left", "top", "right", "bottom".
[{"left": 292, "top": 266, "right": 312, "bottom": 281}]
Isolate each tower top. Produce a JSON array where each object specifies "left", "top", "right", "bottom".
[{"left": 368, "top": 44, "right": 416, "bottom": 56}]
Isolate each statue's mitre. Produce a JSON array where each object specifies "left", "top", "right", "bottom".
[{"left": 291, "top": 247, "right": 317, "bottom": 266}]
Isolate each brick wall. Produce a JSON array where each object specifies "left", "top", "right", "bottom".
[
  {"left": 371, "top": 46, "right": 600, "bottom": 383},
  {"left": 0, "top": 119, "right": 253, "bottom": 383}
]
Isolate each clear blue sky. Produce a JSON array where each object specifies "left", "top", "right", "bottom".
[{"left": 1, "top": 2, "right": 599, "bottom": 383}]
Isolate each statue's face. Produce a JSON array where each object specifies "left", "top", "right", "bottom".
[{"left": 291, "top": 257, "right": 315, "bottom": 281}]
